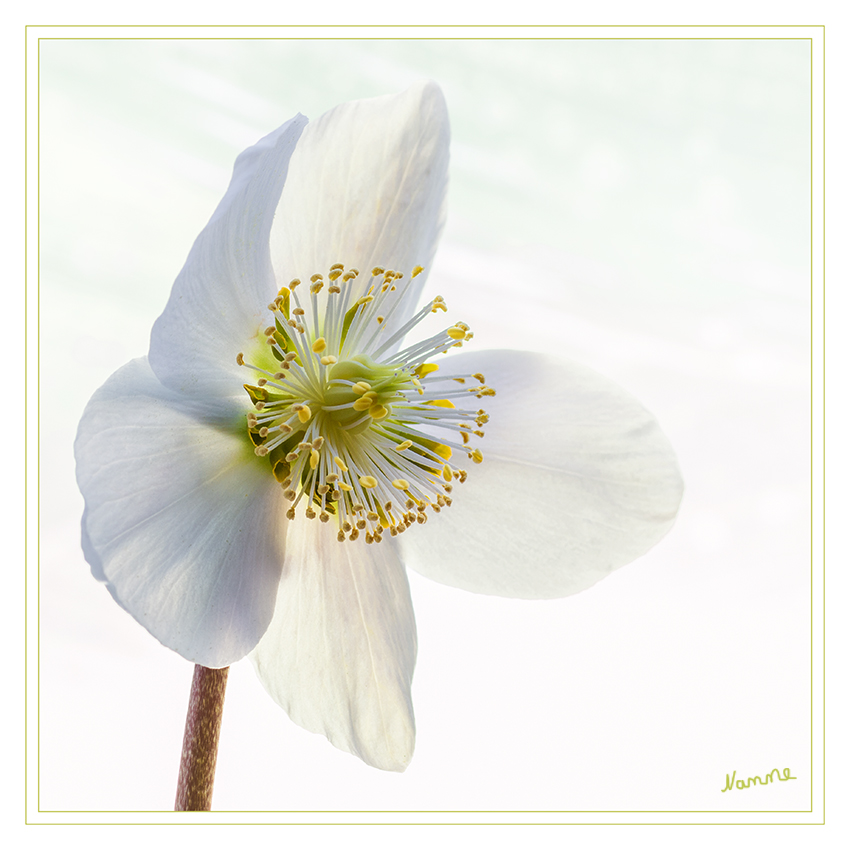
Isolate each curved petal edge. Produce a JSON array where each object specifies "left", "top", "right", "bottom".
[
  {"left": 400, "top": 349, "right": 684, "bottom": 599},
  {"left": 75, "top": 357, "right": 288, "bottom": 667},
  {"left": 251, "top": 516, "right": 417, "bottom": 771}
]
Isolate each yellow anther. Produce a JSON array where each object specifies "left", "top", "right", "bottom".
[
  {"left": 339, "top": 482, "right": 353, "bottom": 492},
  {"left": 310, "top": 273, "right": 323, "bottom": 282},
  {"left": 330, "top": 263, "right": 344, "bottom": 271},
  {"left": 372, "top": 266, "right": 384, "bottom": 276},
  {"left": 412, "top": 265, "right": 424, "bottom": 277},
  {"left": 360, "top": 476, "right": 378, "bottom": 489},
  {"left": 236, "top": 352, "right": 244, "bottom": 365},
  {"left": 320, "top": 355, "right": 338, "bottom": 366},
  {"left": 310, "top": 281, "right": 323, "bottom": 294},
  {"left": 392, "top": 479, "right": 410, "bottom": 491},
  {"left": 289, "top": 278, "right": 301, "bottom": 289},
  {"left": 334, "top": 456, "right": 348, "bottom": 472},
  {"left": 352, "top": 396, "right": 374, "bottom": 412},
  {"left": 328, "top": 268, "right": 343, "bottom": 281},
  {"left": 427, "top": 398, "right": 455, "bottom": 409},
  {"left": 377, "top": 316, "right": 385, "bottom": 324},
  {"left": 447, "top": 327, "right": 466, "bottom": 340},
  {"left": 395, "top": 440, "right": 413, "bottom": 451},
  {"left": 414, "top": 362, "right": 439, "bottom": 378},
  {"left": 472, "top": 373, "right": 486, "bottom": 383},
  {"left": 352, "top": 381, "right": 372, "bottom": 395},
  {"left": 369, "top": 404, "right": 389, "bottom": 420},
  {"left": 293, "top": 307, "right": 305, "bottom": 316},
  {"left": 310, "top": 449, "right": 320, "bottom": 469},
  {"left": 312, "top": 337, "right": 327, "bottom": 354},
  {"left": 469, "top": 449, "right": 484, "bottom": 464},
  {"left": 337, "top": 530, "right": 346, "bottom": 542},
  {"left": 355, "top": 295, "right": 374, "bottom": 307},
  {"left": 434, "top": 444, "right": 452, "bottom": 461},
  {"left": 295, "top": 405, "right": 312, "bottom": 423}
]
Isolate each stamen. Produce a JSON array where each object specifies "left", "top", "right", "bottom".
[{"left": 238, "top": 261, "right": 492, "bottom": 540}]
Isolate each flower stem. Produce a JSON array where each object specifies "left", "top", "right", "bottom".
[{"left": 174, "top": 664, "right": 229, "bottom": 811}]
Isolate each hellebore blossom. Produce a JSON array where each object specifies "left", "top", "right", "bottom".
[{"left": 75, "top": 81, "right": 683, "bottom": 772}]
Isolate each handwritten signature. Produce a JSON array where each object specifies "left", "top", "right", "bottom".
[{"left": 722, "top": 768, "right": 796, "bottom": 792}]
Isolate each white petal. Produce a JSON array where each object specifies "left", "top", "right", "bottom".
[
  {"left": 250, "top": 517, "right": 417, "bottom": 771},
  {"left": 149, "top": 115, "right": 307, "bottom": 399},
  {"left": 270, "top": 80, "right": 449, "bottom": 341},
  {"left": 75, "top": 358, "right": 288, "bottom": 667},
  {"left": 400, "top": 350, "right": 683, "bottom": 598}
]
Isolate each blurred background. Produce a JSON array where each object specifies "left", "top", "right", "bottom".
[{"left": 38, "top": 37, "right": 812, "bottom": 812}]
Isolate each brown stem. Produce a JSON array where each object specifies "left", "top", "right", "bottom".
[{"left": 174, "top": 664, "right": 230, "bottom": 811}]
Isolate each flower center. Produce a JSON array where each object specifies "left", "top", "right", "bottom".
[{"left": 237, "top": 264, "right": 493, "bottom": 543}]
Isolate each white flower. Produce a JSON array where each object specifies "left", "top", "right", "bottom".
[{"left": 75, "top": 81, "right": 683, "bottom": 772}]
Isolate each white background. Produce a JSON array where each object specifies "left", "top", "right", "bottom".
[{"left": 16, "top": 16, "right": 838, "bottom": 842}]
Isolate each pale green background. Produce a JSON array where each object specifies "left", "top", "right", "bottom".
[{"left": 39, "top": 38, "right": 811, "bottom": 812}]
